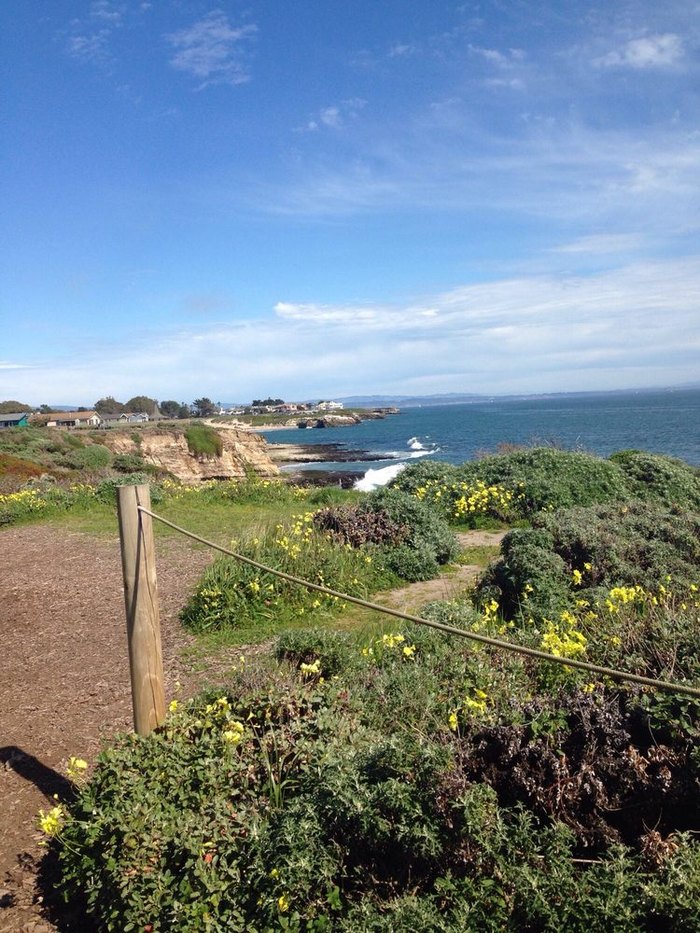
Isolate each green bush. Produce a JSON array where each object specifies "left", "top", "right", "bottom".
[
  {"left": 180, "top": 512, "right": 386, "bottom": 636},
  {"left": 275, "top": 628, "right": 353, "bottom": 677},
  {"left": 60, "top": 443, "right": 112, "bottom": 471},
  {"left": 610, "top": 450, "right": 700, "bottom": 511},
  {"left": 393, "top": 448, "right": 630, "bottom": 520},
  {"left": 112, "top": 452, "right": 147, "bottom": 473},
  {"left": 480, "top": 501, "right": 700, "bottom": 624},
  {"left": 49, "top": 637, "right": 700, "bottom": 931}
]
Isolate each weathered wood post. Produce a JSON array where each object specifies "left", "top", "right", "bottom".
[{"left": 117, "top": 484, "right": 165, "bottom": 735}]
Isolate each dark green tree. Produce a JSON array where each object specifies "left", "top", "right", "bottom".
[
  {"left": 125, "top": 395, "right": 159, "bottom": 415},
  {"left": 160, "top": 400, "right": 182, "bottom": 419},
  {"left": 192, "top": 397, "right": 217, "bottom": 418},
  {"left": 0, "top": 400, "right": 32, "bottom": 413},
  {"left": 94, "top": 396, "right": 126, "bottom": 415}
]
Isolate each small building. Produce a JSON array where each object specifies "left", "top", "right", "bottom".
[
  {"left": 0, "top": 412, "right": 30, "bottom": 429},
  {"left": 31, "top": 410, "right": 102, "bottom": 428},
  {"left": 119, "top": 412, "right": 150, "bottom": 423},
  {"left": 317, "top": 400, "right": 344, "bottom": 411}
]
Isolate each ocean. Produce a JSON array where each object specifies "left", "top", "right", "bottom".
[{"left": 262, "top": 388, "right": 700, "bottom": 489}]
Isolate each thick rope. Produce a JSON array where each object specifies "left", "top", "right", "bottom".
[{"left": 139, "top": 506, "right": 700, "bottom": 700}]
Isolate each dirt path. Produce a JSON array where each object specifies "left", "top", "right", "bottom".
[
  {"left": 0, "top": 524, "right": 505, "bottom": 931},
  {"left": 376, "top": 531, "right": 505, "bottom": 614},
  {"left": 0, "top": 524, "right": 215, "bottom": 931}
]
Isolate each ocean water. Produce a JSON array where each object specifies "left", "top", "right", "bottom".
[{"left": 262, "top": 388, "right": 700, "bottom": 489}]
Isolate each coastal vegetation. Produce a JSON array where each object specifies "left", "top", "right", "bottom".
[{"left": 6, "top": 445, "right": 700, "bottom": 929}]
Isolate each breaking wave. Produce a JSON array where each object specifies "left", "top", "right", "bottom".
[
  {"left": 354, "top": 436, "right": 439, "bottom": 490},
  {"left": 354, "top": 462, "right": 407, "bottom": 491}
]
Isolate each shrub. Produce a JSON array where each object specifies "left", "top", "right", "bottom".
[
  {"left": 49, "top": 640, "right": 700, "bottom": 931},
  {"left": 94, "top": 474, "right": 165, "bottom": 504},
  {"left": 479, "top": 501, "right": 700, "bottom": 623},
  {"left": 610, "top": 450, "right": 700, "bottom": 511},
  {"left": 368, "top": 487, "right": 459, "bottom": 566},
  {"left": 60, "top": 443, "right": 112, "bottom": 471},
  {"left": 312, "top": 502, "right": 410, "bottom": 548},
  {"left": 394, "top": 448, "right": 630, "bottom": 520},
  {"left": 112, "top": 452, "right": 147, "bottom": 473},
  {"left": 180, "top": 512, "right": 384, "bottom": 635},
  {"left": 311, "top": 488, "right": 458, "bottom": 583}
]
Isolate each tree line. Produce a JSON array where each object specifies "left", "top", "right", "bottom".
[
  {"left": 93, "top": 396, "right": 221, "bottom": 419},
  {"left": 0, "top": 397, "right": 223, "bottom": 419}
]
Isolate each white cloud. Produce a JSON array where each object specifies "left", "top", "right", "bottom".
[
  {"left": 63, "top": 2, "right": 124, "bottom": 67},
  {"left": 90, "top": 1, "right": 123, "bottom": 24},
  {"left": 300, "top": 98, "right": 367, "bottom": 132},
  {"left": 65, "top": 30, "right": 113, "bottom": 65},
  {"left": 388, "top": 43, "right": 418, "bottom": 58},
  {"left": 596, "top": 33, "right": 684, "bottom": 69},
  {"left": 552, "top": 234, "right": 645, "bottom": 254},
  {"left": 166, "top": 11, "right": 257, "bottom": 88},
  {"left": 4, "top": 257, "right": 699, "bottom": 403}
]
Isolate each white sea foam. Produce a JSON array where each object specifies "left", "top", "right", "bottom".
[
  {"left": 354, "top": 439, "right": 440, "bottom": 490},
  {"left": 354, "top": 462, "right": 407, "bottom": 491}
]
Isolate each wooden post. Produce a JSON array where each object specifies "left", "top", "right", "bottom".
[{"left": 117, "top": 484, "right": 165, "bottom": 736}]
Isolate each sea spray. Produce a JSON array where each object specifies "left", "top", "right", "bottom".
[{"left": 354, "top": 462, "right": 407, "bottom": 491}]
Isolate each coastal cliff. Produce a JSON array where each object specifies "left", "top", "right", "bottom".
[{"left": 103, "top": 426, "right": 279, "bottom": 484}]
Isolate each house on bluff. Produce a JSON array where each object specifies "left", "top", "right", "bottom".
[
  {"left": 31, "top": 410, "right": 102, "bottom": 428},
  {"left": 0, "top": 412, "right": 31, "bottom": 429}
]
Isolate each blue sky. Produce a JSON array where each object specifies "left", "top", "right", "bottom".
[{"left": 2, "top": 0, "right": 699, "bottom": 405}]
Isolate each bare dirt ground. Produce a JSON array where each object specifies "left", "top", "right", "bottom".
[
  {"left": 0, "top": 525, "right": 216, "bottom": 932},
  {"left": 0, "top": 524, "right": 504, "bottom": 931}
]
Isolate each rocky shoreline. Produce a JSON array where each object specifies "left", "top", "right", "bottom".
[
  {"left": 266, "top": 440, "right": 386, "bottom": 488},
  {"left": 256, "top": 407, "right": 401, "bottom": 487}
]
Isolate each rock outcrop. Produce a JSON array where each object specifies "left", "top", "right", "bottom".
[
  {"left": 103, "top": 426, "right": 279, "bottom": 484},
  {"left": 296, "top": 409, "right": 399, "bottom": 429}
]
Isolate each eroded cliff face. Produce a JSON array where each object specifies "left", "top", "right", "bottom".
[{"left": 104, "top": 427, "right": 279, "bottom": 484}]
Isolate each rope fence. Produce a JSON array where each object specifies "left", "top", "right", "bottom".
[{"left": 138, "top": 503, "right": 700, "bottom": 702}]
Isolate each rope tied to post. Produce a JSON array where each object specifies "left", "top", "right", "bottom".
[{"left": 138, "top": 505, "right": 700, "bottom": 700}]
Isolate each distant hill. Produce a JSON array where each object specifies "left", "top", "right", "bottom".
[{"left": 338, "top": 384, "right": 700, "bottom": 409}]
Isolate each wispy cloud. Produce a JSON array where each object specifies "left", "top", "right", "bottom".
[
  {"left": 89, "top": 1, "right": 124, "bottom": 24},
  {"left": 300, "top": 98, "right": 367, "bottom": 132},
  {"left": 252, "top": 115, "right": 700, "bottom": 238},
  {"left": 166, "top": 11, "right": 257, "bottom": 88},
  {"left": 64, "top": 1, "right": 125, "bottom": 67},
  {"left": 595, "top": 33, "right": 684, "bottom": 69},
  {"left": 551, "top": 234, "right": 646, "bottom": 255},
  {"left": 388, "top": 43, "right": 418, "bottom": 58},
  {"left": 4, "top": 257, "right": 699, "bottom": 402}
]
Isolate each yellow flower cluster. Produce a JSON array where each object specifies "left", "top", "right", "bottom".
[
  {"left": 38, "top": 803, "right": 65, "bottom": 837},
  {"left": 448, "top": 687, "right": 490, "bottom": 730},
  {"left": 362, "top": 632, "right": 417, "bottom": 662},
  {"left": 540, "top": 610, "right": 587, "bottom": 659},
  {"left": 413, "top": 479, "right": 519, "bottom": 522},
  {"left": 0, "top": 488, "right": 49, "bottom": 513},
  {"left": 189, "top": 696, "right": 246, "bottom": 746},
  {"left": 69, "top": 483, "right": 96, "bottom": 496},
  {"left": 571, "top": 562, "right": 593, "bottom": 587},
  {"left": 66, "top": 756, "right": 88, "bottom": 780},
  {"left": 222, "top": 721, "right": 245, "bottom": 745},
  {"left": 274, "top": 512, "right": 315, "bottom": 559},
  {"left": 299, "top": 659, "right": 321, "bottom": 677}
]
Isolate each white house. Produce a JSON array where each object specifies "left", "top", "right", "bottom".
[{"left": 317, "top": 401, "right": 344, "bottom": 411}]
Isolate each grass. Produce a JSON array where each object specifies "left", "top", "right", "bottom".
[
  {"left": 455, "top": 544, "right": 502, "bottom": 567},
  {"left": 184, "top": 423, "right": 223, "bottom": 458}
]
